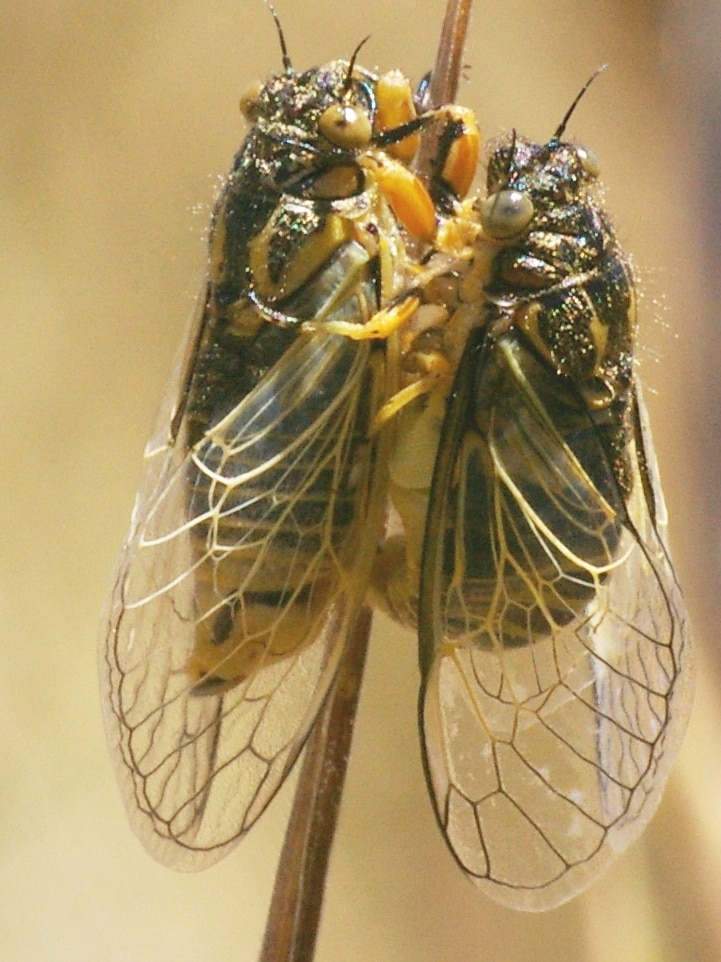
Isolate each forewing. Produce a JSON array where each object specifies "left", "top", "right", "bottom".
[
  {"left": 101, "top": 329, "right": 388, "bottom": 869},
  {"left": 419, "top": 331, "right": 692, "bottom": 910}
]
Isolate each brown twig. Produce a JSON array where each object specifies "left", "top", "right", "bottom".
[
  {"left": 428, "top": 0, "right": 473, "bottom": 106},
  {"left": 259, "top": 607, "right": 373, "bottom": 962}
]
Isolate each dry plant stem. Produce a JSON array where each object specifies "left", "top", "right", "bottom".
[
  {"left": 415, "top": 0, "right": 473, "bottom": 179},
  {"left": 259, "top": 607, "right": 373, "bottom": 962},
  {"left": 429, "top": 0, "right": 473, "bottom": 104},
  {"left": 258, "top": 3, "right": 472, "bottom": 959}
]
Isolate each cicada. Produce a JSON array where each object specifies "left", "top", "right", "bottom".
[
  {"left": 100, "top": 23, "right": 479, "bottom": 869},
  {"left": 373, "top": 80, "right": 693, "bottom": 909}
]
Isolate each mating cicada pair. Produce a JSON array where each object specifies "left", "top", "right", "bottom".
[{"left": 101, "top": 25, "right": 692, "bottom": 912}]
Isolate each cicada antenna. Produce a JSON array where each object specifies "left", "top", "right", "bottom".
[
  {"left": 263, "top": 0, "right": 292, "bottom": 73},
  {"left": 553, "top": 63, "right": 608, "bottom": 141},
  {"left": 343, "top": 35, "right": 372, "bottom": 94}
]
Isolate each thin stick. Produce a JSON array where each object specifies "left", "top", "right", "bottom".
[
  {"left": 428, "top": 0, "right": 473, "bottom": 106},
  {"left": 259, "top": 606, "right": 372, "bottom": 962},
  {"left": 414, "top": 0, "right": 474, "bottom": 212},
  {"left": 258, "top": 4, "right": 473, "bottom": 960}
]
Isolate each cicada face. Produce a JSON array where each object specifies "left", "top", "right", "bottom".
[
  {"left": 385, "top": 129, "right": 693, "bottom": 909},
  {"left": 98, "top": 50, "right": 482, "bottom": 869}
]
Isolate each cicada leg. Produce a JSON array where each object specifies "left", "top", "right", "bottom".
[
  {"left": 311, "top": 291, "right": 421, "bottom": 340},
  {"left": 371, "top": 343, "right": 453, "bottom": 431}
]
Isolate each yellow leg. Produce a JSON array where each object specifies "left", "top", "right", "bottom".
[
  {"left": 371, "top": 349, "right": 452, "bottom": 432},
  {"left": 303, "top": 293, "right": 421, "bottom": 341}
]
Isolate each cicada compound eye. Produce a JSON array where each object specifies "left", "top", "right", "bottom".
[
  {"left": 576, "top": 145, "right": 601, "bottom": 178},
  {"left": 318, "top": 103, "right": 373, "bottom": 149},
  {"left": 239, "top": 80, "right": 264, "bottom": 121},
  {"left": 479, "top": 188, "right": 535, "bottom": 240}
]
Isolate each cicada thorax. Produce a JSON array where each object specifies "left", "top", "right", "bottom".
[
  {"left": 173, "top": 59, "right": 464, "bottom": 693},
  {"left": 480, "top": 134, "right": 636, "bottom": 444}
]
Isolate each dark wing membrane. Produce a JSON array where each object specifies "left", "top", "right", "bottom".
[
  {"left": 418, "top": 329, "right": 692, "bottom": 910},
  {"left": 101, "top": 328, "right": 388, "bottom": 870}
]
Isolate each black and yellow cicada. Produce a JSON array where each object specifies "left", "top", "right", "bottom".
[
  {"left": 101, "top": 8, "right": 691, "bottom": 911},
  {"left": 100, "top": 21, "right": 479, "bottom": 870},
  {"left": 373, "top": 81, "right": 693, "bottom": 909}
]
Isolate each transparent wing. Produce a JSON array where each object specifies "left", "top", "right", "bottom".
[
  {"left": 418, "top": 330, "right": 692, "bottom": 910},
  {"left": 101, "top": 326, "right": 388, "bottom": 870}
]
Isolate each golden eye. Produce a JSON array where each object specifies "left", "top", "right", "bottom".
[
  {"left": 576, "top": 145, "right": 600, "bottom": 178},
  {"left": 479, "top": 189, "right": 535, "bottom": 240},
  {"left": 318, "top": 103, "right": 373, "bottom": 149}
]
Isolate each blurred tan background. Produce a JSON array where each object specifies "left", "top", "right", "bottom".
[{"left": 2, "top": 1, "right": 720, "bottom": 960}]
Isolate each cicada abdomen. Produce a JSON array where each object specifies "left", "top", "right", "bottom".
[{"left": 100, "top": 42, "right": 480, "bottom": 868}]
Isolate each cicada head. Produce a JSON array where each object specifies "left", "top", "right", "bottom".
[
  {"left": 480, "top": 135, "right": 602, "bottom": 242},
  {"left": 236, "top": 59, "right": 389, "bottom": 200},
  {"left": 480, "top": 68, "right": 607, "bottom": 243}
]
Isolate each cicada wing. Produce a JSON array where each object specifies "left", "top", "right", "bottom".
[
  {"left": 101, "top": 330, "right": 389, "bottom": 869},
  {"left": 590, "top": 384, "right": 693, "bottom": 828},
  {"left": 418, "top": 330, "right": 692, "bottom": 910}
]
